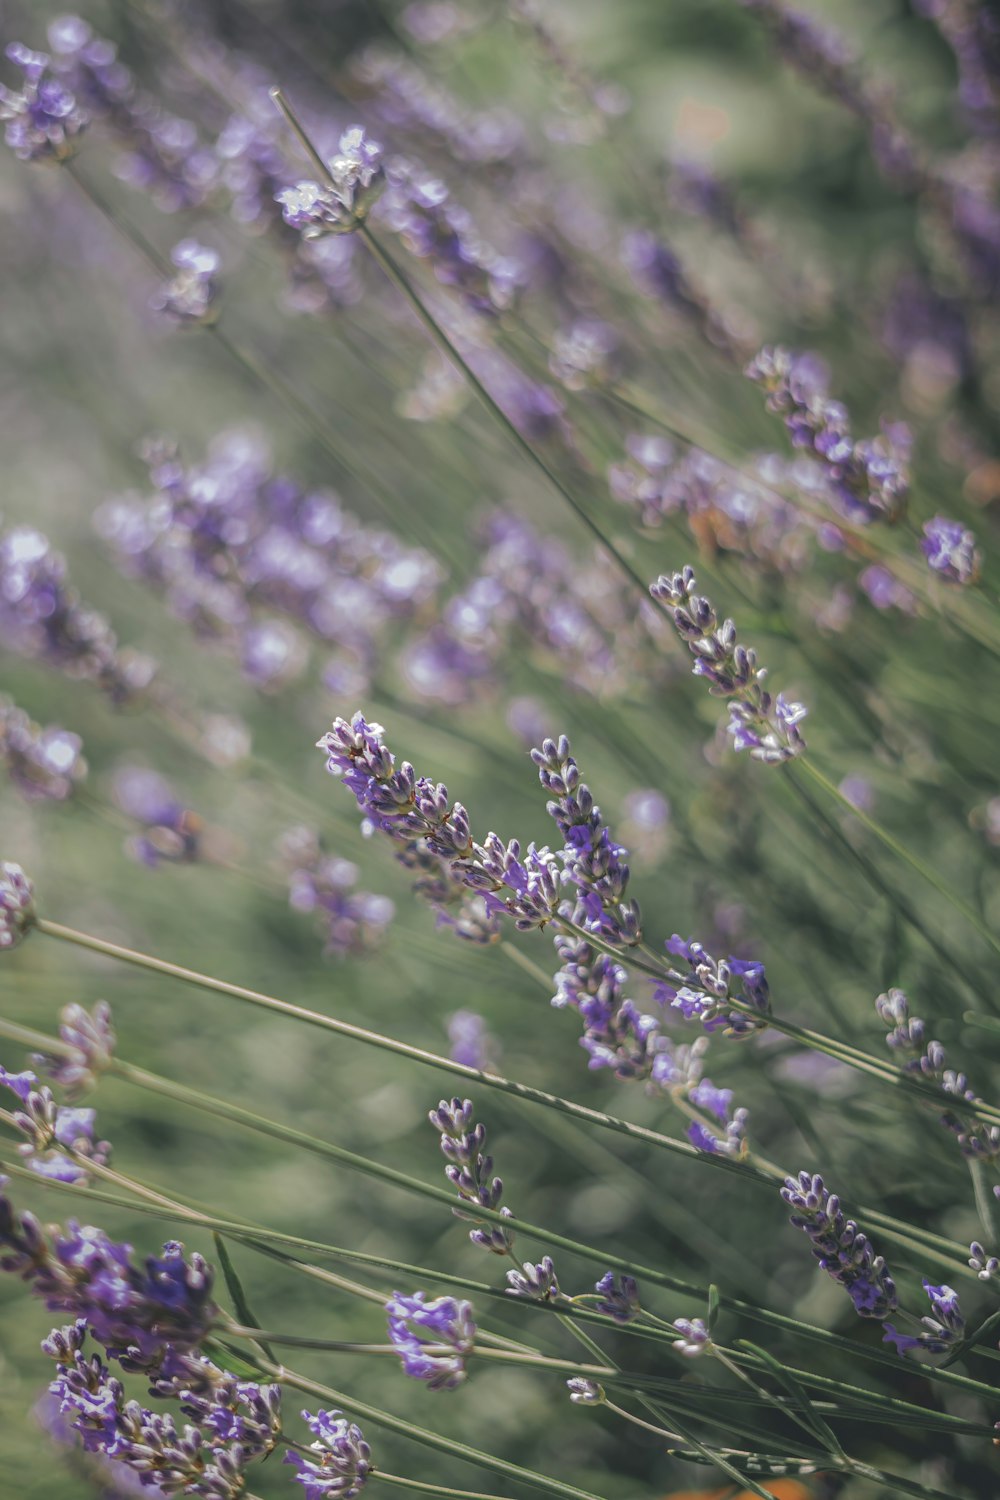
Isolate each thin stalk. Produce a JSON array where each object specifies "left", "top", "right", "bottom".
[
  {"left": 796, "top": 757, "right": 1000, "bottom": 967},
  {"left": 374, "top": 1475, "right": 513, "bottom": 1500},
  {"left": 255, "top": 1357, "right": 611, "bottom": 1500}
]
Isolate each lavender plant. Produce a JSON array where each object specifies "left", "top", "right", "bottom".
[{"left": 2, "top": 3, "right": 1000, "bottom": 1498}]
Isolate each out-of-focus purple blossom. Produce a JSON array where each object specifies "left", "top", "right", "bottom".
[
  {"left": 916, "top": 0, "right": 1000, "bottom": 138},
  {"left": 506, "top": 1256, "right": 562, "bottom": 1302},
  {"left": 445, "top": 1011, "right": 499, "bottom": 1071},
  {"left": 0, "top": 862, "right": 35, "bottom": 951},
  {"left": 883, "top": 1281, "right": 965, "bottom": 1357},
  {"left": 0, "top": 1066, "right": 110, "bottom": 1184},
  {"left": 1, "top": 40, "right": 88, "bottom": 161},
  {"left": 96, "top": 430, "right": 440, "bottom": 693},
  {"left": 782, "top": 1171, "right": 898, "bottom": 1319},
  {"left": 0, "top": 527, "right": 156, "bottom": 704},
  {"left": 621, "top": 229, "right": 726, "bottom": 347},
  {"left": 838, "top": 775, "right": 875, "bottom": 814},
  {"left": 651, "top": 566, "right": 807, "bottom": 764},
  {"left": 279, "top": 827, "right": 394, "bottom": 958},
  {"left": 385, "top": 1291, "right": 476, "bottom": 1391},
  {"left": 277, "top": 127, "right": 385, "bottom": 238},
  {"left": 969, "top": 1241, "right": 1000, "bottom": 1280},
  {"left": 285, "top": 1408, "right": 371, "bottom": 1499},
  {"left": 380, "top": 155, "right": 524, "bottom": 313},
  {"left": 921, "top": 515, "right": 981, "bottom": 584},
  {"left": 882, "top": 272, "right": 972, "bottom": 397},
  {"left": 857, "top": 563, "right": 918, "bottom": 615},
  {"left": 429, "top": 1096, "right": 515, "bottom": 1254},
  {"left": 548, "top": 320, "right": 618, "bottom": 391},
  {"left": 0, "top": 697, "right": 86, "bottom": 801},
  {"left": 673, "top": 1316, "right": 713, "bottom": 1356},
  {"left": 876, "top": 988, "right": 1000, "bottom": 1161},
  {"left": 353, "top": 41, "right": 517, "bottom": 165},
  {"left": 46, "top": 16, "right": 215, "bottom": 212},
  {"left": 33, "top": 1001, "right": 115, "bottom": 1100},
  {"left": 112, "top": 765, "right": 202, "bottom": 869},
  {"left": 746, "top": 346, "right": 910, "bottom": 524},
  {"left": 150, "top": 240, "right": 220, "bottom": 325}
]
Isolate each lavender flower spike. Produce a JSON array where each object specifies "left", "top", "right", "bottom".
[
  {"left": 429, "top": 1097, "right": 515, "bottom": 1254},
  {"left": 284, "top": 1408, "right": 371, "bottom": 1499},
  {"left": 34, "top": 1001, "right": 115, "bottom": 1100},
  {"left": 921, "top": 516, "right": 981, "bottom": 585},
  {"left": 0, "top": 1066, "right": 111, "bottom": 1184},
  {"left": 883, "top": 1282, "right": 965, "bottom": 1357},
  {"left": 1, "top": 42, "right": 88, "bottom": 162},
  {"left": 650, "top": 567, "right": 807, "bottom": 764},
  {"left": 781, "top": 1171, "right": 898, "bottom": 1319},
  {"left": 0, "top": 862, "right": 35, "bottom": 950},
  {"left": 506, "top": 1257, "right": 561, "bottom": 1302},
  {"left": 672, "top": 1316, "right": 713, "bottom": 1356},
  {"left": 277, "top": 127, "right": 385, "bottom": 238},
  {"left": 593, "top": 1272, "right": 640, "bottom": 1324},
  {"left": 386, "top": 1291, "right": 476, "bottom": 1391}
]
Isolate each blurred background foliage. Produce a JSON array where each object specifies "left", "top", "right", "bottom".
[{"left": 2, "top": 0, "right": 1000, "bottom": 1497}]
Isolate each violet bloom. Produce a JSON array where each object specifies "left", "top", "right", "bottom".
[
  {"left": 673, "top": 1316, "right": 713, "bottom": 1356},
  {"left": 506, "top": 1257, "right": 561, "bottom": 1302},
  {"left": 285, "top": 1408, "right": 371, "bottom": 1499},
  {"left": 0, "top": 526, "right": 156, "bottom": 703},
  {"left": 921, "top": 515, "right": 981, "bottom": 585},
  {"left": 33, "top": 1001, "right": 115, "bottom": 1100},
  {"left": 429, "top": 1096, "right": 515, "bottom": 1254},
  {"left": 385, "top": 1291, "right": 476, "bottom": 1391},
  {"left": 883, "top": 1282, "right": 965, "bottom": 1357},
  {"left": 0, "top": 1066, "right": 111, "bottom": 1184},
  {"left": 875, "top": 988, "right": 1000, "bottom": 1161},
  {"left": 277, "top": 127, "right": 385, "bottom": 237},
  {"left": 0, "top": 1185, "right": 218, "bottom": 1372},
  {"left": 445, "top": 1011, "right": 498, "bottom": 1071},
  {"left": 858, "top": 563, "right": 917, "bottom": 614},
  {"left": 781, "top": 1171, "right": 898, "bottom": 1319},
  {"left": 280, "top": 827, "right": 394, "bottom": 958},
  {"left": 593, "top": 1272, "right": 640, "bottom": 1324},
  {"left": 150, "top": 1351, "right": 282, "bottom": 1459},
  {"left": 657, "top": 934, "right": 771, "bottom": 1038},
  {"left": 0, "top": 862, "right": 35, "bottom": 950},
  {"left": 650, "top": 566, "right": 807, "bottom": 764},
  {"left": 112, "top": 766, "right": 201, "bottom": 868},
  {"left": 746, "top": 346, "right": 910, "bottom": 524},
  {"left": 0, "top": 697, "right": 86, "bottom": 802},
  {"left": 1, "top": 41, "right": 88, "bottom": 161},
  {"left": 150, "top": 240, "right": 220, "bottom": 325}
]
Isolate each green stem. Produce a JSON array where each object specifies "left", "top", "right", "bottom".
[
  {"left": 796, "top": 758, "right": 1000, "bottom": 967},
  {"left": 374, "top": 1475, "right": 513, "bottom": 1500}
]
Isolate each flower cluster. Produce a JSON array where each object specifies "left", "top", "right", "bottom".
[
  {"left": 550, "top": 918, "right": 663, "bottom": 1080},
  {"left": 506, "top": 1256, "right": 562, "bottom": 1302},
  {"left": 380, "top": 156, "right": 523, "bottom": 315},
  {"left": 429, "top": 1097, "right": 515, "bottom": 1254},
  {"left": 0, "top": 1188, "right": 216, "bottom": 1370},
  {"left": 1, "top": 40, "right": 89, "bottom": 162},
  {"left": 45, "top": 1321, "right": 279, "bottom": 1497},
  {"left": 650, "top": 566, "right": 807, "bottom": 763},
  {"left": 746, "top": 346, "right": 910, "bottom": 523},
  {"left": 0, "top": 862, "right": 35, "bottom": 951},
  {"left": 781, "top": 1171, "right": 898, "bottom": 1319},
  {"left": 279, "top": 827, "right": 395, "bottom": 958},
  {"left": 151, "top": 240, "right": 221, "bottom": 325},
  {"left": 0, "top": 526, "right": 156, "bottom": 704},
  {"left": 385, "top": 1290, "right": 476, "bottom": 1391},
  {"left": 883, "top": 1282, "right": 965, "bottom": 1357},
  {"left": 318, "top": 713, "right": 562, "bottom": 932},
  {"left": 285, "top": 1407, "right": 372, "bottom": 1499},
  {"left": 112, "top": 766, "right": 203, "bottom": 869},
  {"left": 921, "top": 515, "right": 981, "bottom": 585},
  {"left": 657, "top": 935, "right": 771, "bottom": 1039},
  {"left": 532, "top": 734, "right": 641, "bottom": 946},
  {"left": 0, "top": 696, "right": 85, "bottom": 802},
  {"left": 277, "top": 127, "right": 386, "bottom": 237},
  {"left": 672, "top": 1316, "right": 713, "bottom": 1356},
  {"left": 97, "top": 430, "right": 440, "bottom": 695},
  {"left": 33, "top": 1000, "right": 116, "bottom": 1100},
  {"left": 593, "top": 1271, "right": 640, "bottom": 1324},
  {"left": 876, "top": 988, "right": 1000, "bottom": 1161},
  {"left": 0, "top": 1066, "right": 111, "bottom": 1184}
]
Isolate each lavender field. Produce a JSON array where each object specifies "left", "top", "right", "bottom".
[{"left": 2, "top": 2, "right": 1000, "bottom": 1498}]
